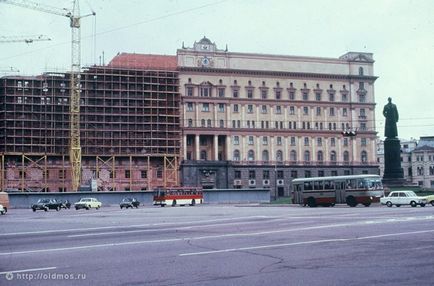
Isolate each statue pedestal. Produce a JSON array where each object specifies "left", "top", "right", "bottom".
[{"left": 383, "top": 138, "right": 405, "bottom": 187}]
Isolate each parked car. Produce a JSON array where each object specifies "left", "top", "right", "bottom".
[
  {"left": 423, "top": 195, "right": 434, "bottom": 206},
  {"left": 120, "top": 198, "right": 140, "bottom": 209},
  {"left": 0, "top": 204, "right": 6, "bottom": 215},
  {"left": 31, "top": 199, "right": 62, "bottom": 212},
  {"left": 0, "top": 191, "right": 9, "bottom": 213},
  {"left": 74, "top": 198, "right": 101, "bottom": 210},
  {"left": 60, "top": 200, "right": 71, "bottom": 209},
  {"left": 380, "top": 190, "right": 427, "bottom": 207}
]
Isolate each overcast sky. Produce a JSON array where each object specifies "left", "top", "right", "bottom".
[{"left": 1, "top": 0, "right": 433, "bottom": 140}]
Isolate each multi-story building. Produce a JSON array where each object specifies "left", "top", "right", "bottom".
[
  {"left": 0, "top": 55, "right": 180, "bottom": 192},
  {"left": 179, "top": 37, "right": 379, "bottom": 197}
]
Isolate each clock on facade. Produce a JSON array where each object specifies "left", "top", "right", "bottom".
[{"left": 201, "top": 57, "right": 210, "bottom": 66}]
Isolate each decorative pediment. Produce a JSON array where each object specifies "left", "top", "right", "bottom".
[{"left": 339, "top": 52, "right": 374, "bottom": 63}]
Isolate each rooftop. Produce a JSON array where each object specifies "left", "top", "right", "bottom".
[{"left": 107, "top": 53, "right": 177, "bottom": 70}]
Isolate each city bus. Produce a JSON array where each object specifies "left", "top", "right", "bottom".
[
  {"left": 153, "top": 187, "right": 203, "bottom": 207},
  {"left": 291, "top": 174, "right": 384, "bottom": 207}
]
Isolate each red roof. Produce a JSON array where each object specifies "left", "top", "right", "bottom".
[{"left": 107, "top": 53, "right": 177, "bottom": 70}]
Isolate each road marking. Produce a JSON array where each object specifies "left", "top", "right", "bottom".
[
  {"left": 0, "top": 216, "right": 270, "bottom": 237},
  {"left": 179, "top": 229, "right": 434, "bottom": 256},
  {"left": 67, "top": 218, "right": 290, "bottom": 238},
  {"left": 0, "top": 267, "right": 56, "bottom": 275}
]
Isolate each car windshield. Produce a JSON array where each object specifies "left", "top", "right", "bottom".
[
  {"left": 406, "top": 191, "right": 417, "bottom": 197},
  {"left": 80, "top": 198, "right": 90, "bottom": 202},
  {"left": 38, "top": 199, "right": 50, "bottom": 203},
  {"left": 123, "top": 198, "right": 132, "bottom": 202}
]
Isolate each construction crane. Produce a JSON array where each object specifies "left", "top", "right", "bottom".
[
  {"left": 0, "top": 0, "right": 95, "bottom": 192},
  {"left": 0, "top": 34, "right": 51, "bottom": 44}
]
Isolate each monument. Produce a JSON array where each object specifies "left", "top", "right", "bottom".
[{"left": 382, "top": 97, "right": 404, "bottom": 185}]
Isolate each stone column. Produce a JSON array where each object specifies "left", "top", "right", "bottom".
[
  {"left": 214, "top": 135, "right": 219, "bottom": 160},
  {"left": 195, "top": 134, "right": 200, "bottom": 160}
]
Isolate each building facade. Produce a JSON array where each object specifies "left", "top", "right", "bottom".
[
  {"left": 179, "top": 37, "right": 379, "bottom": 197},
  {"left": 377, "top": 137, "right": 434, "bottom": 188},
  {"left": 0, "top": 56, "right": 180, "bottom": 192}
]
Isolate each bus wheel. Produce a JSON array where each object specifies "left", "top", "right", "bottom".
[
  {"left": 172, "top": 200, "right": 177, "bottom": 207},
  {"left": 363, "top": 203, "right": 371, "bottom": 207},
  {"left": 346, "top": 196, "right": 357, "bottom": 207},
  {"left": 307, "top": 197, "right": 317, "bottom": 208},
  {"left": 190, "top": 199, "right": 196, "bottom": 206}
]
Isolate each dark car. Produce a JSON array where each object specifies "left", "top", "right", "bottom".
[
  {"left": 31, "top": 199, "right": 62, "bottom": 212},
  {"left": 120, "top": 198, "right": 140, "bottom": 209},
  {"left": 60, "top": 200, "right": 71, "bottom": 209}
]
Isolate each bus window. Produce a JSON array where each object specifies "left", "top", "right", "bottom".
[
  {"left": 314, "top": 181, "right": 323, "bottom": 190},
  {"left": 324, "top": 181, "right": 335, "bottom": 190},
  {"left": 304, "top": 182, "right": 313, "bottom": 190}
]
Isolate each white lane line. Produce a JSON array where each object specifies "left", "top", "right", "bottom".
[
  {"left": 179, "top": 229, "right": 434, "bottom": 256},
  {"left": 67, "top": 218, "right": 290, "bottom": 238},
  {"left": 0, "top": 267, "right": 56, "bottom": 275},
  {"left": 0, "top": 216, "right": 270, "bottom": 237}
]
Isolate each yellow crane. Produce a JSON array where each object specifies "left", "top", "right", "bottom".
[
  {"left": 0, "top": 34, "right": 51, "bottom": 44},
  {"left": 0, "top": 0, "right": 95, "bottom": 191}
]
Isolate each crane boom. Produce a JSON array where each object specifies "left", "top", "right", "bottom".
[
  {"left": 0, "top": 35, "right": 51, "bottom": 43},
  {"left": 1, "top": 0, "right": 95, "bottom": 192}
]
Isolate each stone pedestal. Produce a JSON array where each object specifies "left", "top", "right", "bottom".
[{"left": 383, "top": 138, "right": 405, "bottom": 187}]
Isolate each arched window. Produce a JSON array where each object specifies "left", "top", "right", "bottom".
[
  {"left": 207, "top": 119, "right": 212, "bottom": 127},
  {"left": 304, "top": 150, "right": 310, "bottom": 162},
  {"left": 290, "top": 150, "right": 297, "bottom": 162},
  {"left": 247, "top": 150, "right": 255, "bottom": 161},
  {"left": 200, "top": 150, "right": 207, "bottom": 160},
  {"left": 276, "top": 150, "right": 283, "bottom": 162},
  {"left": 343, "top": 151, "right": 350, "bottom": 162},
  {"left": 233, "top": 150, "right": 240, "bottom": 161},
  {"left": 219, "top": 119, "right": 224, "bottom": 128},
  {"left": 317, "top": 151, "right": 323, "bottom": 162},
  {"left": 330, "top": 151, "right": 337, "bottom": 162},
  {"left": 262, "top": 150, "right": 269, "bottom": 162},
  {"left": 188, "top": 119, "right": 193, "bottom": 127},
  {"left": 359, "top": 66, "right": 364, "bottom": 76},
  {"left": 201, "top": 119, "right": 205, "bottom": 127},
  {"left": 361, "top": 151, "right": 368, "bottom": 163}
]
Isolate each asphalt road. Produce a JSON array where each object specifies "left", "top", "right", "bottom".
[{"left": 1, "top": 204, "right": 434, "bottom": 286}]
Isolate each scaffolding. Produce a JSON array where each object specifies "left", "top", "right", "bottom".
[{"left": 0, "top": 66, "right": 181, "bottom": 191}]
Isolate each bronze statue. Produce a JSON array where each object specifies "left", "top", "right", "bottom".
[{"left": 383, "top": 97, "right": 399, "bottom": 138}]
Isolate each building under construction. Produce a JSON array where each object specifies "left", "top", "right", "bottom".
[{"left": 0, "top": 54, "right": 180, "bottom": 192}]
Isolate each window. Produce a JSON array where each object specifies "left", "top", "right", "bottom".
[
  {"left": 360, "top": 122, "right": 367, "bottom": 131},
  {"left": 187, "top": 87, "right": 193, "bottom": 96},
  {"left": 261, "top": 105, "right": 267, "bottom": 114},
  {"left": 233, "top": 89, "right": 239, "bottom": 98},
  {"left": 359, "top": 67, "right": 364, "bottom": 76},
  {"left": 330, "top": 138, "right": 336, "bottom": 147},
  {"left": 315, "top": 93, "right": 321, "bottom": 101},
  {"left": 218, "top": 88, "right": 225, "bottom": 97},
  {"left": 276, "top": 106, "right": 282, "bottom": 114},
  {"left": 276, "top": 136, "right": 282, "bottom": 145},
  {"left": 262, "top": 136, "right": 268, "bottom": 145},
  {"left": 343, "top": 108, "right": 348, "bottom": 116},
  {"left": 359, "top": 82, "right": 365, "bottom": 90},
  {"left": 262, "top": 150, "right": 269, "bottom": 161},
  {"left": 302, "top": 92, "right": 308, "bottom": 100},
  {"left": 276, "top": 150, "right": 283, "bottom": 162},
  {"left": 202, "top": 103, "right": 209, "bottom": 112},
  {"left": 329, "top": 107, "right": 335, "bottom": 116},
  {"left": 247, "top": 89, "right": 253, "bottom": 99},
  {"left": 289, "top": 91, "right": 295, "bottom": 100},
  {"left": 361, "top": 151, "right": 368, "bottom": 163},
  {"left": 248, "top": 136, "right": 254, "bottom": 145},
  {"left": 188, "top": 119, "right": 193, "bottom": 127},
  {"left": 317, "top": 137, "right": 322, "bottom": 146},
  {"left": 263, "top": 170, "right": 270, "bottom": 179},
  {"left": 343, "top": 151, "right": 350, "bottom": 162},
  {"left": 360, "top": 108, "right": 366, "bottom": 117},
  {"left": 316, "top": 107, "right": 321, "bottom": 116},
  {"left": 329, "top": 93, "right": 335, "bottom": 102},
  {"left": 304, "top": 151, "right": 310, "bottom": 162},
  {"left": 290, "top": 137, "right": 296, "bottom": 146},
  {"left": 361, "top": 138, "right": 367, "bottom": 146},
  {"left": 234, "top": 170, "right": 241, "bottom": 179},
  {"left": 249, "top": 170, "right": 256, "bottom": 179},
  {"left": 291, "top": 170, "right": 298, "bottom": 178},
  {"left": 233, "top": 150, "right": 240, "bottom": 161},
  {"left": 289, "top": 106, "right": 295, "bottom": 115},
  {"left": 290, "top": 150, "right": 297, "bottom": 161},
  {"left": 303, "top": 107, "right": 309, "bottom": 115},
  {"left": 304, "top": 137, "right": 309, "bottom": 146},
  {"left": 219, "top": 120, "right": 224, "bottom": 128},
  {"left": 200, "top": 150, "right": 207, "bottom": 160},
  {"left": 317, "top": 151, "right": 324, "bottom": 162},
  {"left": 330, "top": 151, "right": 337, "bottom": 162},
  {"left": 141, "top": 170, "right": 147, "bottom": 179},
  {"left": 125, "top": 170, "right": 130, "bottom": 179},
  {"left": 186, "top": 103, "right": 193, "bottom": 111},
  {"left": 218, "top": 103, "right": 225, "bottom": 112},
  {"left": 247, "top": 104, "right": 254, "bottom": 113},
  {"left": 261, "top": 89, "right": 268, "bottom": 99},
  {"left": 248, "top": 150, "right": 255, "bottom": 161},
  {"left": 305, "top": 170, "right": 311, "bottom": 178},
  {"left": 233, "top": 136, "right": 239, "bottom": 145},
  {"left": 343, "top": 138, "right": 348, "bottom": 147},
  {"left": 200, "top": 86, "right": 211, "bottom": 97},
  {"left": 59, "top": 170, "right": 65, "bottom": 179},
  {"left": 201, "top": 119, "right": 206, "bottom": 127},
  {"left": 275, "top": 90, "right": 281, "bottom": 99},
  {"left": 233, "top": 104, "right": 239, "bottom": 112},
  {"left": 207, "top": 119, "right": 212, "bottom": 127},
  {"left": 277, "top": 170, "right": 284, "bottom": 179}
]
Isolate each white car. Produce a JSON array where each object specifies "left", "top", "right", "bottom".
[
  {"left": 74, "top": 198, "right": 102, "bottom": 210},
  {"left": 380, "top": 190, "right": 427, "bottom": 207},
  {"left": 0, "top": 204, "right": 6, "bottom": 215}
]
